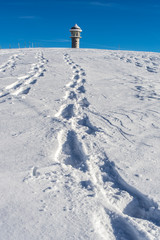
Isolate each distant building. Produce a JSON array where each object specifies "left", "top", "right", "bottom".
[{"left": 69, "top": 24, "right": 82, "bottom": 48}]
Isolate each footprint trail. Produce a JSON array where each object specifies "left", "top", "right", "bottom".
[
  {"left": 61, "top": 53, "right": 160, "bottom": 238},
  {"left": 25, "top": 52, "right": 160, "bottom": 239},
  {"left": 0, "top": 51, "right": 48, "bottom": 101}
]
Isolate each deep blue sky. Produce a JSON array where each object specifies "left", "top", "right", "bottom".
[{"left": 0, "top": 0, "right": 160, "bottom": 52}]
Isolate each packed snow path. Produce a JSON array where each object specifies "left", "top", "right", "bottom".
[{"left": 0, "top": 48, "right": 160, "bottom": 239}]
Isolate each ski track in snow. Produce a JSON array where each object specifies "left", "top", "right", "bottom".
[
  {"left": 0, "top": 51, "right": 47, "bottom": 101},
  {"left": 24, "top": 52, "right": 160, "bottom": 239}
]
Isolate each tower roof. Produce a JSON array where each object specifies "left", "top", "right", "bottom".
[
  {"left": 70, "top": 24, "right": 82, "bottom": 32},
  {"left": 71, "top": 24, "right": 81, "bottom": 30}
]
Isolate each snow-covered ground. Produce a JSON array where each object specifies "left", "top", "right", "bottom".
[{"left": 0, "top": 48, "right": 160, "bottom": 239}]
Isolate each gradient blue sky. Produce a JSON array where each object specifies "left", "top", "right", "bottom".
[{"left": 1, "top": 0, "right": 160, "bottom": 52}]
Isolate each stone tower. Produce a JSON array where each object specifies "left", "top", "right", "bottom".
[{"left": 69, "top": 24, "right": 82, "bottom": 48}]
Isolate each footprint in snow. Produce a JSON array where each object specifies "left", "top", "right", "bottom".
[
  {"left": 74, "top": 74, "right": 80, "bottom": 80},
  {"left": 78, "top": 115, "right": 99, "bottom": 135},
  {"left": 146, "top": 66, "right": 157, "bottom": 73},
  {"left": 135, "top": 62, "right": 143, "bottom": 67},
  {"left": 21, "top": 87, "right": 31, "bottom": 95},
  {"left": 62, "top": 130, "right": 88, "bottom": 172},
  {"left": 61, "top": 104, "right": 74, "bottom": 120},
  {"left": 68, "top": 91, "right": 77, "bottom": 100},
  {"left": 77, "top": 85, "right": 85, "bottom": 93},
  {"left": 78, "top": 97, "right": 90, "bottom": 108}
]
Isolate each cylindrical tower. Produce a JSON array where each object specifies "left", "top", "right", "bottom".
[{"left": 69, "top": 24, "right": 82, "bottom": 48}]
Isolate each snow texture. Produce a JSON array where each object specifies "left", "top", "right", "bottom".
[{"left": 0, "top": 48, "right": 160, "bottom": 239}]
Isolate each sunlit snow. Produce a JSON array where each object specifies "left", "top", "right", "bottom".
[{"left": 0, "top": 48, "right": 160, "bottom": 239}]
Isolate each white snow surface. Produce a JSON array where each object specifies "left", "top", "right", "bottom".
[{"left": 0, "top": 48, "right": 160, "bottom": 240}]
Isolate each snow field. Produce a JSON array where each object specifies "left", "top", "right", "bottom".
[{"left": 0, "top": 48, "right": 160, "bottom": 239}]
